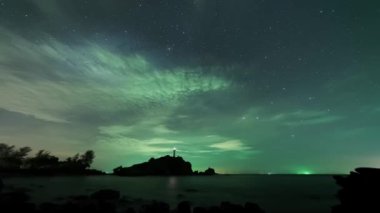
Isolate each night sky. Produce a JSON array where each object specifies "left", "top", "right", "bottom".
[{"left": 1, "top": 0, "right": 380, "bottom": 174}]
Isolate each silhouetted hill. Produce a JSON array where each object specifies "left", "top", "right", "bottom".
[{"left": 113, "top": 155, "right": 193, "bottom": 176}]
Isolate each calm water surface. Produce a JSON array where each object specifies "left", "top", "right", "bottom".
[{"left": 3, "top": 175, "right": 339, "bottom": 213}]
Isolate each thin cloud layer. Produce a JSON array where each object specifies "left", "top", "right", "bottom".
[
  {"left": 0, "top": 28, "right": 230, "bottom": 123},
  {"left": 210, "top": 140, "right": 251, "bottom": 151},
  {"left": 1, "top": 0, "right": 380, "bottom": 173}
]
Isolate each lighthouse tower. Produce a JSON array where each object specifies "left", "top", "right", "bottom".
[{"left": 173, "top": 147, "right": 176, "bottom": 158}]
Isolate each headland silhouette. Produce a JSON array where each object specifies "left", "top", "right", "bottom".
[{"left": 113, "top": 155, "right": 216, "bottom": 176}]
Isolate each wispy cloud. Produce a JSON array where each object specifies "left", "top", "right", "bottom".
[
  {"left": 210, "top": 140, "right": 251, "bottom": 151},
  {"left": 0, "top": 28, "right": 230, "bottom": 123},
  {"left": 268, "top": 110, "right": 344, "bottom": 126},
  {"left": 144, "top": 138, "right": 183, "bottom": 145},
  {"left": 152, "top": 125, "right": 178, "bottom": 134}
]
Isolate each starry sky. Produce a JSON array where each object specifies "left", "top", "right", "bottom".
[{"left": 0, "top": 0, "right": 379, "bottom": 174}]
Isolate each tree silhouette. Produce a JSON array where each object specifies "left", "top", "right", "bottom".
[
  {"left": 62, "top": 150, "right": 95, "bottom": 170},
  {"left": 25, "top": 150, "right": 59, "bottom": 169},
  {"left": 0, "top": 143, "right": 100, "bottom": 174},
  {"left": 80, "top": 150, "right": 95, "bottom": 169},
  {"left": 0, "top": 143, "right": 31, "bottom": 169}
]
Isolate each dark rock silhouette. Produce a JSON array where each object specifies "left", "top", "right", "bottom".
[
  {"left": 90, "top": 189, "right": 120, "bottom": 200},
  {"left": 113, "top": 155, "right": 217, "bottom": 176},
  {"left": 245, "top": 202, "right": 266, "bottom": 213},
  {"left": 125, "top": 207, "right": 137, "bottom": 213},
  {"left": 0, "top": 184, "right": 265, "bottom": 213},
  {"left": 138, "top": 200, "right": 265, "bottom": 213},
  {"left": 113, "top": 155, "right": 193, "bottom": 176},
  {"left": 220, "top": 201, "right": 244, "bottom": 212},
  {"left": 332, "top": 167, "right": 380, "bottom": 212},
  {"left": 191, "top": 201, "right": 265, "bottom": 213},
  {"left": 1, "top": 191, "right": 30, "bottom": 203},
  {"left": 177, "top": 201, "right": 192, "bottom": 213},
  {"left": 193, "top": 206, "right": 207, "bottom": 213},
  {"left": 198, "top": 167, "right": 216, "bottom": 175},
  {"left": 0, "top": 190, "right": 36, "bottom": 213},
  {"left": 39, "top": 202, "right": 60, "bottom": 213},
  {"left": 0, "top": 178, "right": 3, "bottom": 192},
  {"left": 140, "top": 201, "right": 170, "bottom": 213}
]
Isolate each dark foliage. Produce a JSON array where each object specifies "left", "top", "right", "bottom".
[
  {"left": 0, "top": 143, "right": 103, "bottom": 175},
  {"left": 0, "top": 144, "right": 31, "bottom": 169}
]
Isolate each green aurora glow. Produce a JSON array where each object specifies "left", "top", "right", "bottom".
[{"left": 0, "top": 0, "right": 380, "bottom": 174}]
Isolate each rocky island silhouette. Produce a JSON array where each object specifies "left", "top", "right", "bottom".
[{"left": 113, "top": 155, "right": 216, "bottom": 176}]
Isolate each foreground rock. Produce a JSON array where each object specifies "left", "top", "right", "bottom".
[
  {"left": 0, "top": 191, "right": 36, "bottom": 213},
  {"left": 332, "top": 167, "right": 380, "bottom": 212},
  {"left": 0, "top": 188, "right": 265, "bottom": 213},
  {"left": 90, "top": 189, "right": 120, "bottom": 200}
]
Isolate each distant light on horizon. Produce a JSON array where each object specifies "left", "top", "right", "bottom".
[{"left": 297, "top": 170, "right": 313, "bottom": 175}]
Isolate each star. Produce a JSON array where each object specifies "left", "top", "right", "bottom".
[
  {"left": 166, "top": 46, "right": 174, "bottom": 52},
  {"left": 0, "top": 0, "right": 376, "bottom": 176}
]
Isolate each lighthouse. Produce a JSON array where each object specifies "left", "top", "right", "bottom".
[{"left": 173, "top": 147, "right": 176, "bottom": 158}]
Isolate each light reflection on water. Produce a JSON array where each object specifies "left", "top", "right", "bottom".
[{"left": 168, "top": 176, "right": 178, "bottom": 190}]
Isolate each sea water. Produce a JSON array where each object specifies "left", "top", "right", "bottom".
[{"left": 2, "top": 175, "right": 339, "bottom": 213}]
